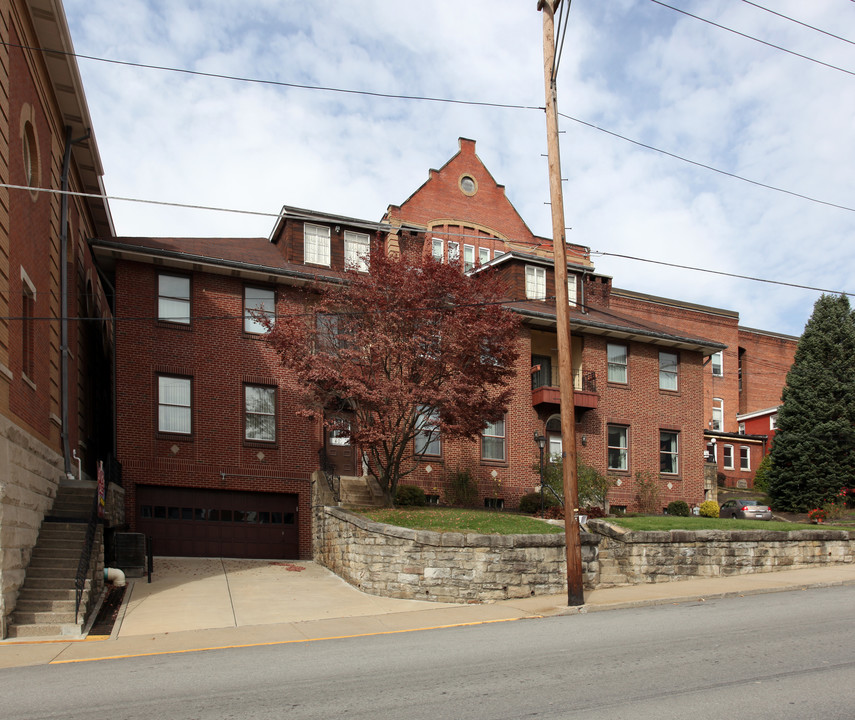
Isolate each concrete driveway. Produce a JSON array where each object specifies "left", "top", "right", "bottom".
[{"left": 116, "top": 557, "right": 462, "bottom": 637}]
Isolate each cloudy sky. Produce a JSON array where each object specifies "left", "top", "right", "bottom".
[{"left": 63, "top": 0, "right": 853, "bottom": 337}]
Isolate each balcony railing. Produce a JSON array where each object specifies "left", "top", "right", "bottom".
[{"left": 531, "top": 368, "right": 598, "bottom": 409}]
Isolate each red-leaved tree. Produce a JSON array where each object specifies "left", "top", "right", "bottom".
[{"left": 266, "top": 243, "right": 520, "bottom": 505}]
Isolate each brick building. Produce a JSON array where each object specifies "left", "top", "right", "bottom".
[
  {"left": 92, "top": 139, "right": 729, "bottom": 559},
  {"left": 0, "top": 0, "right": 115, "bottom": 637}
]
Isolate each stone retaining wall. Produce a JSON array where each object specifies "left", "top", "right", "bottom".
[
  {"left": 314, "top": 506, "right": 601, "bottom": 603},
  {"left": 589, "top": 519, "right": 854, "bottom": 586}
]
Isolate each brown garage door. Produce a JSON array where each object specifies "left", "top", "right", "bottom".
[{"left": 136, "top": 486, "right": 299, "bottom": 559}]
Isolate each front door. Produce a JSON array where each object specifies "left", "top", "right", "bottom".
[{"left": 326, "top": 413, "right": 357, "bottom": 476}]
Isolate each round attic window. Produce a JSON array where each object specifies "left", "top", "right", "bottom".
[{"left": 459, "top": 174, "right": 477, "bottom": 196}]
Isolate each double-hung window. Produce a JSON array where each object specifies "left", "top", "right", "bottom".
[
  {"left": 414, "top": 406, "right": 441, "bottom": 456},
  {"left": 659, "top": 352, "right": 678, "bottom": 391},
  {"left": 344, "top": 231, "right": 370, "bottom": 272},
  {"left": 431, "top": 237, "right": 444, "bottom": 262},
  {"left": 158, "top": 274, "right": 190, "bottom": 324},
  {"left": 244, "top": 286, "right": 275, "bottom": 333},
  {"left": 567, "top": 275, "right": 577, "bottom": 307},
  {"left": 607, "top": 343, "right": 628, "bottom": 384},
  {"left": 712, "top": 398, "right": 723, "bottom": 431},
  {"left": 481, "top": 417, "right": 506, "bottom": 462},
  {"left": 740, "top": 446, "right": 751, "bottom": 471},
  {"left": 158, "top": 376, "right": 191, "bottom": 434},
  {"left": 711, "top": 351, "right": 723, "bottom": 377},
  {"left": 723, "top": 444, "right": 734, "bottom": 470},
  {"left": 659, "top": 431, "right": 679, "bottom": 474},
  {"left": 245, "top": 385, "right": 276, "bottom": 442},
  {"left": 479, "top": 247, "right": 490, "bottom": 265},
  {"left": 304, "top": 223, "right": 331, "bottom": 266},
  {"left": 525, "top": 265, "right": 546, "bottom": 300},
  {"left": 463, "top": 245, "right": 475, "bottom": 272},
  {"left": 607, "top": 425, "right": 628, "bottom": 471},
  {"left": 447, "top": 241, "right": 460, "bottom": 264}
]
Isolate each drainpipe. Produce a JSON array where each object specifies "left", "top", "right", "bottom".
[{"left": 60, "top": 126, "right": 91, "bottom": 480}]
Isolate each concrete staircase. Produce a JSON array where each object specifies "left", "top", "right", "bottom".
[
  {"left": 338, "top": 475, "right": 385, "bottom": 508},
  {"left": 6, "top": 484, "right": 101, "bottom": 638}
]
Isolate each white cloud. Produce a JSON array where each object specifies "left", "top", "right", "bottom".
[{"left": 63, "top": 0, "right": 854, "bottom": 337}]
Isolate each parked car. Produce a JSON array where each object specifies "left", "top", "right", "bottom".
[{"left": 720, "top": 499, "right": 772, "bottom": 520}]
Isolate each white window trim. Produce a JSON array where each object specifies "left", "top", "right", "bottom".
[
  {"left": 344, "top": 230, "right": 370, "bottom": 272},
  {"left": 245, "top": 384, "right": 276, "bottom": 442},
  {"left": 481, "top": 417, "right": 506, "bottom": 462},
  {"left": 304, "top": 223, "right": 331, "bottom": 267},
  {"left": 711, "top": 350, "right": 723, "bottom": 377},
  {"left": 740, "top": 446, "right": 751, "bottom": 471},
  {"left": 723, "top": 444, "right": 734, "bottom": 470},
  {"left": 463, "top": 244, "right": 475, "bottom": 272},
  {"left": 414, "top": 406, "right": 441, "bottom": 456},
  {"left": 607, "top": 425, "right": 628, "bottom": 471},
  {"left": 567, "top": 275, "right": 577, "bottom": 307},
  {"left": 525, "top": 265, "right": 546, "bottom": 300},
  {"left": 447, "top": 241, "right": 460, "bottom": 264},
  {"left": 431, "top": 237, "right": 444, "bottom": 262},
  {"left": 712, "top": 398, "right": 723, "bottom": 431},
  {"left": 158, "top": 273, "right": 191, "bottom": 324},
  {"left": 158, "top": 375, "right": 191, "bottom": 435},
  {"left": 770, "top": 414, "right": 778, "bottom": 430},
  {"left": 660, "top": 431, "right": 679, "bottom": 475},
  {"left": 607, "top": 343, "right": 628, "bottom": 384},
  {"left": 478, "top": 247, "right": 490, "bottom": 265}
]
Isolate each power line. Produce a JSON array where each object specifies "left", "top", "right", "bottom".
[
  {"left": 558, "top": 112, "right": 855, "bottom": 213},
  {"left": 650, "top": 0, "right": 855, "bottom": 78},
  {"left": 739, "top": 0, "right": 855, "bottom": 46},
  {"left": 594, "top": 250, "right": 854, "bottom": 295}
]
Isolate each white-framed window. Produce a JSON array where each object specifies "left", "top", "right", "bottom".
[
  {"left": 431, "top": 237, "right": 443, "bottom": 262},
  {"left": 478, "top": 247, "right": 490, "bottom": 265},
  {"left": 414, "top": 406, "right": 441, "bottom": 456},
  {"left": 711, "top": 351, "right": 723, "bottom": 377},
  {"left": 245, "top": 385, "right": 276, "bottom": 442},
  {"left": 244, "top": 286, "right": 275, "bottom": 333},
  {"left": 659, "top": 430, "right": 679, "bottom": 475},
  {"left": 158, "top": 376, "right": 191, "bottom": 434},
  {"left": 525, "top": 265, "right": 546, "bottom": 300},
  {"left": 740, "top": 446, "right": 750, "bottom": 471},
  {"left": 481, "top": 417, "right": 506, "bottom": 462},
  {"left": 344, "top": 231, "right": 370, "bottom": 272},
  {"left": 712, "top": 397, "right": 723, "bottom": 431},
  {"left": 738, "top": 422, "right": 746, "bottom": 435},
  {"left": 304, "top": 223, "right": 331, "bottom": 266},
  {"left": 494, "top": 249, "right": 504, "bottom": 260},
  {"left": 723, "top": 444, "right": 734, "bottom": 470},
  {"left": 607, "top": 425, "right": 628, "bottom": 471},
  {"left": 158, "top": 273, "right": 190, "bottom": 324},
  {"left": 447, "top": 241, "right": 460, "bottom": 264},
  {"left": 463, "top": 244, "right": 475, "bottom": 272},
  {"left": 567, "top": 275, "right": 577, "bottom": 307},
  {"left": 659, "top": 351, "right": 678, "bottom": 391},
  {"left": 770, "top": 413, "right": 778, "bottom": 431},
  {"left": 607, "top": 343, "right": 628, "bottom": 384}
]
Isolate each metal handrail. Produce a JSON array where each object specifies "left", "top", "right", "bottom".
[
  {"left": 74, "top": 489, "right": 100, "bottom": 624},
  {"left": 532, "top": 368, "right": 597, "bottom": 394},
  {"left": 318, "top": 448, "right": 341, "bottom": 503}
]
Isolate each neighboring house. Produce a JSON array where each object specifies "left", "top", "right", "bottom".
[{"left": 0, "top": 0, "right": 116, "bottom": 637}]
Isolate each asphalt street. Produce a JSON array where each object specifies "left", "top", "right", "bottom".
[{"left": 2, "top": 584, "right": 853, "bottom": 720}]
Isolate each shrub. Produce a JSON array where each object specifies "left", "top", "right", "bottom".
[
  {"left": 699, "top": 500, "right": 720, "bottom": 518},
  {"left": 447, "top": 469, "right": 478, "bottom": 507},
  {"left": 634, "top": 471, "right": 661, "bottom": 514},
  {"left": 581, "top": 505, "right": 606, "bottom": 519},
  {"left": 395, "top": 484, "right": 426, "bottom": 506},
  {"left": 752, "top": 454, "right": 772, "bottom": 493},
  {"left": 666, "top": 500, "right": 691, "bottom": 517},
  {"left": 518, "top": 491, "right": 558, "bottom": 515}
]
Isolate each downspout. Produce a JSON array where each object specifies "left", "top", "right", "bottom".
[{"left": 60, "top": 126, "right": 91, "bottom": 479}]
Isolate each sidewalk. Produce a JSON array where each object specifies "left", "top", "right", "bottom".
[{"left": 1, "top": 559, "right": 853, "bottom": 670}]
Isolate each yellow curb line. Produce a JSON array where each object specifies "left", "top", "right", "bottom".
[{"left": 49, "top": 616, "right": 533, "bottom": 665}]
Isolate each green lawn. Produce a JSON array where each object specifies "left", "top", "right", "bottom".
[
  {"left": 609, "top": 516, "right": 820, "bottom": 532},
  {"left": 356, "top": 507, "right": 564, "bottom": 535}
]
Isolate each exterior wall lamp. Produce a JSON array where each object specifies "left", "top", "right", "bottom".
[{"left": 534, "top": 431, "right": 547, "bottom": 518}]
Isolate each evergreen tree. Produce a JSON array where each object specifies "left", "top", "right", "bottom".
[{"left": 768, "top": 294, "right": 855, "bottom": 511}]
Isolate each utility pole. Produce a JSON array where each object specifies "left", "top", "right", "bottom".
[{"left": 538, "top": 0, "right": 584, "bottom": 606}]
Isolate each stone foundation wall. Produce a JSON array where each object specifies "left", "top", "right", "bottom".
[
  {"left": 314, "top": 506, "right": 601, "bottom": 603},
  {"left": 590, "top": 519, "right": 854, "bottom": 586},
  {"left": 0, "top": 416, "right": 65, "bottom": 638}
]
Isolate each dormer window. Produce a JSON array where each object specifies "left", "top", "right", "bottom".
[
  {"left": 344, "top": 231, "right": 370, "bottom": 272},
  {"left": 525, "top": 265, "right": 546, "bottom": 300},
  {"left": 304, "top": 223, "right": 331, "bottom": 266}
]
